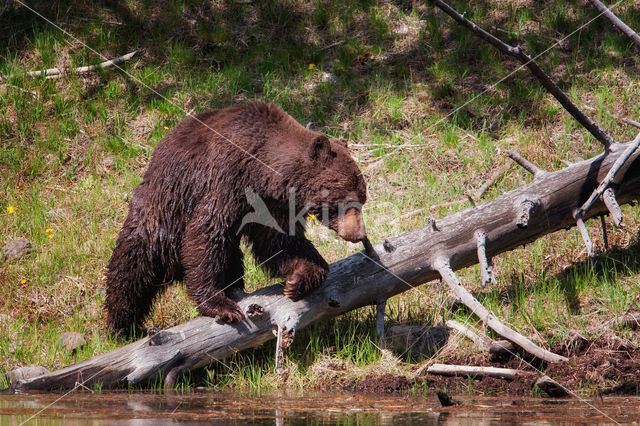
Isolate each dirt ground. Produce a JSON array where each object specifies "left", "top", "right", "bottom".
[{"left": 348, "top": 337, "right": 640, "bottom": 397}]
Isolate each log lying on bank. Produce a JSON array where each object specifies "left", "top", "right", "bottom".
[
  {"left": 12, "top": 141, "right": 640, "bottom": 393},
  {"left": 427, "top": 363, "right": 533, "bottom": 380}
]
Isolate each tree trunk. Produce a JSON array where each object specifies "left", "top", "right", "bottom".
[{"left": 12, "top": 141, "right": 640, "bottom": 393}]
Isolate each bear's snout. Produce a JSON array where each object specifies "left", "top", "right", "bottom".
[{"left": 337, "top": 208, "right": 367, "bottom": 242}]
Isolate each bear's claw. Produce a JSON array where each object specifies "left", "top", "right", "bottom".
[
  {"left": 198, "top": 298, "right": 244, "bottom": 323},
  {"left": 283, "top": 259, "right": 328, "bottom": 302}
]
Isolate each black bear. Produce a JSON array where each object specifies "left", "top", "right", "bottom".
[{"left": 105, "top": 102, "right": 367, "bottom": 336}]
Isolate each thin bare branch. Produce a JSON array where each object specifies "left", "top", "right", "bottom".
[
  {"left": 433, "top": 257, "right": 568, "bottom": 363},
  {"left": 445, "top": 320, "right": 489, "bottom": 350},
  {"left": 506, "top": 150, "right": 545, "bottom": 177},
  {"left": 0, "top": 50, "right": 142, "bottom": 82},
  {"left": 575, "top": 215, "right": 595, "bottom": 256},
  {"left": 474, "top": 162, "right": 512, "bottom": 199},
  {"left": 602, "top": 188, "right": 623, "bottom": 226},
  {"left": 622, "top": 117, "right": 640, "bottom": 129},
  {"left": 428, "top": 0, "right": 616, "bottom": 150},
  {"left": 588, "top": 0, "right": 640, "bottom": 48},
  {"left": 475, "top": 230, "right": 494, "bottom": 287}
]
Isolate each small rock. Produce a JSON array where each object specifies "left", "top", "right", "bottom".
[
  {"left": 2, "top": 238, "right": 32, "bottom": 261},
  {"left": 7, "top": 366, "right": 50, "bottom": 384},
  {"left": 58, "top": 332, "right": 87, "bottom": 352},
  {"left": 384, "top": 325, "right": 448, "bottom": 360},
  {"left": 535, "top": 375, "right": 570, "bottom": 398}
]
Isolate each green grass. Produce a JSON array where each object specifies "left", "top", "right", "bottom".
[{"left": 2, "top": 0, "right": 640, "bottom": 393}]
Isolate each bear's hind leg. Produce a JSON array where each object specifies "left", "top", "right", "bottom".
[{"left": 105, "top": 226, "right": 165, "bottom": 337}]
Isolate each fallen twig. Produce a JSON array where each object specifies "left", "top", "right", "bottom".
[
  {"left": 622, "top": 117, "right": 640, "bottom": 129},
  {"left": 0, "top": 50, "right": 142, "bottom": 82}
]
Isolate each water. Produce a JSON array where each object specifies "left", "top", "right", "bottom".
[{"left": 1, "top": 391, "right": 639, "bottom": 424}]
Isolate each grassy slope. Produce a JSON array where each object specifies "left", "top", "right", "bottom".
[{"left": 1, "top": 0, "right": 640, "bottom": 392}]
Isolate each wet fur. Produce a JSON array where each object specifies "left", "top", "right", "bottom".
[{"left": 105, "top": 102, "right": 366, "bottom": 336}]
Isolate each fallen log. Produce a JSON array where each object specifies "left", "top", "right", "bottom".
[
  {"left": 12, "top": 140, "right": 640, "bottom": 393},
  {"left": 427, "top": 363, "right": 533, "bottom": 380}
]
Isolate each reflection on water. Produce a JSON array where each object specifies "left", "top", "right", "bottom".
[{"left": 0, "top": 391, "right": 639, "bottom": 424}]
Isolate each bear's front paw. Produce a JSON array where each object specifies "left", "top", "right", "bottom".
[
  {"left": 198, "top": 297, "right": 244, "bottom": 323},
  {"left": 283, "top": 259, "right": 329, "bottom": 301}
]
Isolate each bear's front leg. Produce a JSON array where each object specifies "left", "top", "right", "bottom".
[
  {"left": 182, "top": 217, "right": 244, "bottom": 323},
  {"left": 281, "top": 258, "right": 329, "bottom": 301},
  {"left": 246, "top": 225, "right": 329, "bottom": 301}
]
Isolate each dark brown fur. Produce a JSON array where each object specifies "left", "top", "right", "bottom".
[{"left": 105, "top": 103, "right": 367, "bottom": 336}]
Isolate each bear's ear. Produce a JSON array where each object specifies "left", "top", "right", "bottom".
[
  {"left": 333, "top": 138, "right": 349, "bottom": 149},
  {"left": 309, "top": 136, "right": 333, "bottom": 161}
]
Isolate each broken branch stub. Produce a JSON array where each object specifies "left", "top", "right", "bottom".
[
  {"left": 475, "top": 230, "right": 494, "bottom": 287},
  {"left": 577, "top": 133, "right": 640, "bottom": 220}
]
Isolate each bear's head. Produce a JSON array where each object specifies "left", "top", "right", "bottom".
[{"left": 295, "top": 135, "right": 368, "bottom": 243}]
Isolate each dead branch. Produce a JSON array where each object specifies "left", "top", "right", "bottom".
[
  {"left": 427, "top": 363, "right": 533, "bottom": 380},
  {"left": 428, "top": 0, "right": 616, "bottom": 150},
  {"left": 507, "top": 150, "right": 545, "bottom": 178},
  {"left": 434, "top": 257, "right": 567, "bottom": 363},
  {"left": 12, "top": 138, "right": 640, "bottom": 392},
  {"left": 622, "top": 118, "right": 640, "bottom": 129},
  {"left": 445, "top": 320, "right": 489, "bottom": 350},
  {"left": 0, "top": 50, "right": 142, "bottom": 82},
  {"left": 588, "top": 0, "right": 640, "bottom": 48},
  {"left": 576, "top": 132, "right": 640, "bottom": 218},
  {"left": 474, "top": 162, "right": 512, "bottom": 199}
]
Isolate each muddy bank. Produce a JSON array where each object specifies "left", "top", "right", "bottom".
[{"left": 346, "top": 337, "right": 640, "bottom": 396}]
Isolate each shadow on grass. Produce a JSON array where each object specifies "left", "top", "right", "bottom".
[{"left": 2, "top": 0, "right": 639, "bottom": 132}]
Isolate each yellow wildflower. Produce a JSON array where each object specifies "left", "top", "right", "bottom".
[
  {"left": 20, "top": 279, "right": 26, "bottom": 285},
  {"left": 45, "top": 228, "right": 53, "bottom": 233},
  {"left": 163, "top": 126, "right": 169, "bottom": 130},
  {"left": 48, "top": 234, "right": 54, "bottom": 239},
  {"left": 308, "top": 63, "right": 315, "bottom": 70},
  {"left": 7, "top": 206, "right": 15, "bottom": 214}
]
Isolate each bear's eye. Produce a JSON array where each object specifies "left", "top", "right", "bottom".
[{"left": 330, "top": 150, "right": 337, "bottom": 158}]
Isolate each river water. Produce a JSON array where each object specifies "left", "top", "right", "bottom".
[{"left": 1, "top": 391, "right": 639, "bottom": 424}]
